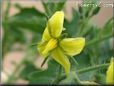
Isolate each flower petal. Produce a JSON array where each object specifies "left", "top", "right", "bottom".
[
  {"left": 60, "top": 38, "right": 85, "bottom": 56},
  {"left": 42, "top": 27, "right": 51, "bottom": 42},
  {"left": 106, "top": 58, "right": 114, "bottom": 84},
  {"left": 42, "top": 11, "right": 64, "bottom": 41},
  {"left": 51, "top": 47, "right": 70, "bottom": 75},
  {"left": 49, "top": 11, "right": 64, "bottom": 38},
  {"left": 42, "top": 38, "right": 57, "bottom": 57},
  {"left": 37, "top": 42, "right": 49, "bottom": 58},
  {"left": 38, "top": 38, "right": 57, "bottom": 58}
]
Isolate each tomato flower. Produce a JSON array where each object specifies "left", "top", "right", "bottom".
[
  {"left": 37, "top": 11, "right": 85, "bottom": 75},
  {"left": 106, "top": 57, "right": 114, "bottom": 84}
]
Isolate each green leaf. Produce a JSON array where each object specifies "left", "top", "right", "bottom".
[
  {"left": 78, "top": 6, "right": 83, "bottom": 14},
  {"left": 64, "top": 8, "right": 79, "bottom": 37},
  {"left": 9, "top": 7, "right": 46, "bottom": 33},
  {"left": 101, "top": 18, "right": 113, "bottom": 37},
  {"left": 79, "top": 71, "right": 95, "bottom": 81},
  {"left": 91, "top": 7, "right": 100, "bottom": 16},
  {"left": 42, "top": 0, "right": 66, "bottom": 17},
  {"left": 98, "top": 39, "right": 113, "bottom": 64},
  {"left": 72, "top": 51, "right": 91, "bottom": 70},
  {"left": 59, "top": 73, "right": 76, "bottom": 84},
  {"left": 10, "top": 28, "right": 26, "bottom": 43},
  {"left": 80, "top": 0, "right": 100, "bottom": 18},
  {"left": 94, "top": 73, "right": 106, "bottom": 84},
  {"left": 28, "top": 59, "right": 60, "bottom": 84},
  {"left": 85, "top": 17, "right": 113, "bottom": 47},
  {"left": 31, "top": 32, "right": 42, "bottom": 43},
  {"left": 55, "top": 0, "right": 66, "bottom": 11},
  {"left": 20, "top": 61, "right": 38, "bottom": 80}
]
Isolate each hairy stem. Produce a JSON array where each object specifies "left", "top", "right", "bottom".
[
  {"left": 51, "top": 65, "right": 63, "bottom": 84},
  {"left": 72, "top": 72, "right": 82, "bottom": 84},
  {"left": 57, "top": 63, "right": 109, "bottom": 83},
  {"left": 77, "top": 63, "right": 109, "bottom": 74},
  {"left": 2, "top": 0, "right": 11, "bottom": 57},
  {"left": 86, "top": 34, "right": 112, "bottom": 47}
]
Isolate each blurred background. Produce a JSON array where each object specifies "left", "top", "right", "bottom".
[{"left": 1, "top": 0, "right": 113, "bottom": 84}]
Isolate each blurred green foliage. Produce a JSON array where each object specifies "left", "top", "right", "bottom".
[{"left": 2, "top": 0, "right": 113, "bottom": 85}]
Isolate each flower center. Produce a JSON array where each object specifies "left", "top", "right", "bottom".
[{"left": 42, "top": 38, "right": 58, "bottom": 55}]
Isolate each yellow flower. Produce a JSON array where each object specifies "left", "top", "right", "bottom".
[
  {"left": 37, "top": 11, "right": 85, "bottom": 75},
  {"left": 106, "top": 57, "right": 114, "bottom": 84}
]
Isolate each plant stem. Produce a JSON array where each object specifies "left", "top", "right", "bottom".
[
  {"left": 57, "top": 63, "right": 109, "bottom": 84},
  {"left": 51, "top": 65, "right": 63, "bottom": 84},
  {"left": 29, "top": 43, "right": 38, "bottom": 46},
  {"left": 76, "top": 17, "right": 90, "bottom": 36},
  {"left": 2, "top": 0, "right": 11, "bottom": 58},
  {"left": 86, "top": 34, "right": 112, "bottom": 47},
  {"left": 77, "top": 63, "right": 109, "bottom": 74},
  {"left": 41, "top": 56, "right": 49, "bottom": 67},
  {"left": 72, "top": 72, "right": 82, "bottom": 84},
  {"left": 71, "top": 57, "right": 79, "bottom": 65}
]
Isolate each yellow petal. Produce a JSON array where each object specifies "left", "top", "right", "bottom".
[
  {"left": 106, "top": 58, "right": 114, "bottom": 84},
  {"left": 60, "top": 38, "right": 85, "bottom": 56},
  {"left": 49, "top": 11, "right": 64, "bottom": 38},
  {"left": 42, "top": 11, "right": 64, "bottom": 41},
  {"left": 37, "top": 42, "right": 49, "bottom": 58},
  {"left": 42, "top": 27, "right": 51, "bottom": 42},
  {"left": 42, "top": 38, "right": 57, "bottom": 57},
  {"left": 51, "top": 47, "right": 70, "bottom": 75}
]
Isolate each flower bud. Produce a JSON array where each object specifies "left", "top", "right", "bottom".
[{"left": 106, "top": 57, "right": 114, "bottom": 84}]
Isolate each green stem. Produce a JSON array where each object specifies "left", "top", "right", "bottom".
[
  {"left": 41, "top": 0, "right": 50, "bottom": 16},
  {"left": 57, "top": 63, "right": 109, "bottom": 84},
  {"left": 77, "top": 63, "right": 109, "bottom": 74},
  {"left": 72, "top": 72, "right": 82, "bottom": 84},
  {"left": 71, "top": 56, "right": 79, "bottom": 65},
  {"left": 41, "top": 57, "right": 49, "bottom": 67},
  {"left": 29, "top": 43, "right": 38, "bottom": 46},
  {"left": 76, "top": 17, "right": 90, "bottom": 36},
  {"left": 4, "top": 0, "right": 10, "bottom": 19},
  {"left": 2, "top": 0, "right": 11, "bottom": 57},
  {"left": 51, "top": 65, "right": 62, "bottom": 84},
  {"left": 86, "top": 34, "right": 112, "bottom": 47}
]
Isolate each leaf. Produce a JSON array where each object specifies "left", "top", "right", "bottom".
[
  {"left": 79, "top": 0, "right": 100, "bottom": 17},
  {"left": 31, "top": 32, "right": 42, "bottom": 43},
  {"left": 85, "top": 18, "right": 113, "bottom": 47},
  {"left": 64, "top": 8, "right": 80, "bottom": 37},
  {"left": 9, "top": 7, "right": 47, "bottom": 33},
  {"left": 101, "top": 18, "right": 113, "bottom": 37},
  {"left": 98, "top": 39, "right": 113, "bottom": 64},
  {"left": 91, "top": 7, "right": 100, "bottom": 16},
  {"left": 42, "top": 0, "right": 66, "bottom": 17},
  {"left": 10, "top": 28, "right": 26, "bottom": 43},
  {"left": 28, "top": 59, "right": 60, "bottom": 84},
  {"left": 79, "top": 71, "right": 96, "bottom": 81},
  {"left": 94, "top": 73, "right": 106, "bottom": 84},
  {"left": 59, "top": 73, "right": 76, "bottom": 84},
  {"left": 72, "top": 51, "right": 91, "bottom": 71},
  {"left": 20, "top": 61, "right": 38, "bottom": 80},
  {"left": 55, "top": 0, "right": 66, "bottom": 11},
  {"left": 78, "top": 6, "right": 83, "bottom": 14}
]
